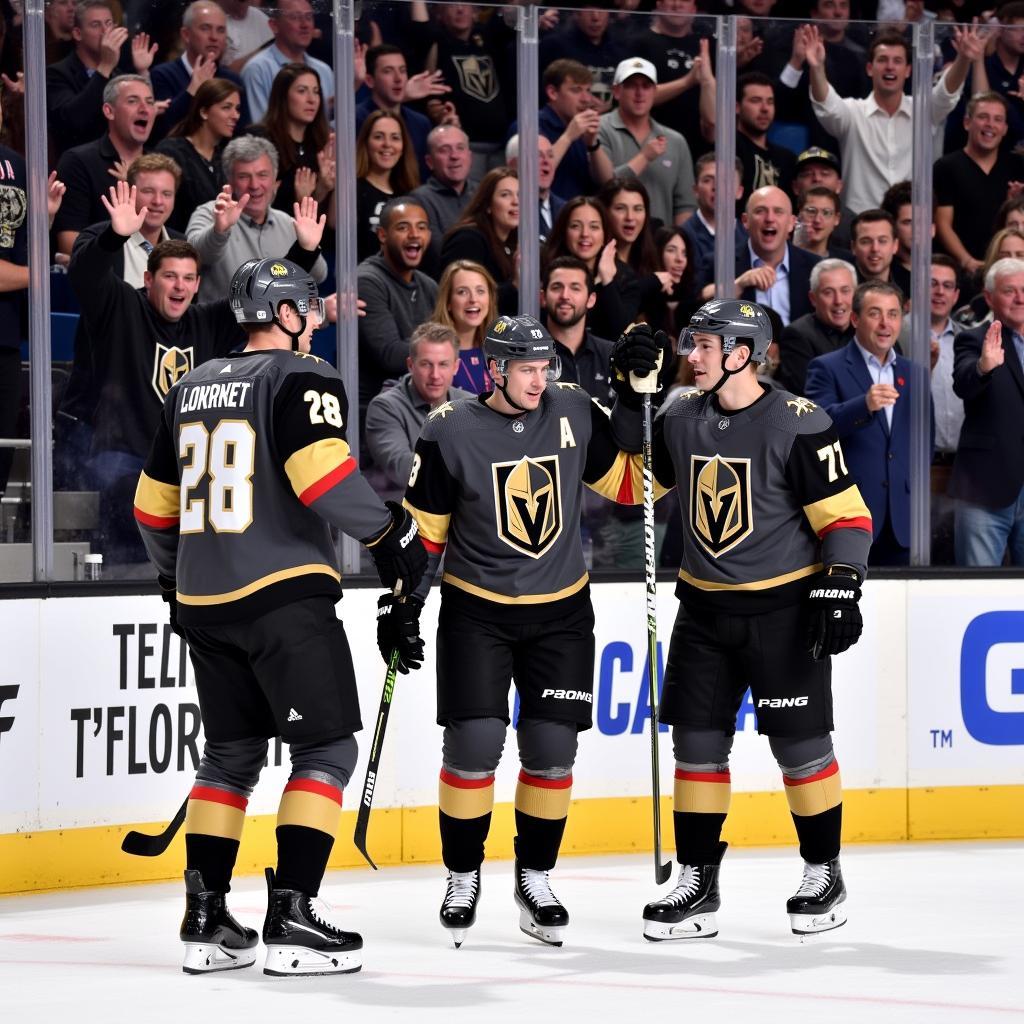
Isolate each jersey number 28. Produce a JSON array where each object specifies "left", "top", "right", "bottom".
[{"left": 179, "top": 421, "right": 256, "bottom": 534}]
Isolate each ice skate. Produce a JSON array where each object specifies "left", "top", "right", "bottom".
[
  {"left": 439, "top": 868, "right": 481, "bottom": 948},
  {"left": 642, "top": 842, "right": 725, "bottom": 941},
  {"left": 514, "top": 861, "right": 568, "bottom": 946},
  {"left": 179, "top": 869, "right": 258, "bottom": 975},
  {"left": 262, "top": 868, "right": 363, "bottom": 976},
  {"left": 787, "top": 856, "right": 847, "bottom": 936}
]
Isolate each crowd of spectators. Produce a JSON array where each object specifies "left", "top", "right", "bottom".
[{"left": 4, "top": 0, "right": 1024, "bottom": 573}]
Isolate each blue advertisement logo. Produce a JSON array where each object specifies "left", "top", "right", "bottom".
[{"left": 960, "top": 611, "right": 1024, "bottom": 746}]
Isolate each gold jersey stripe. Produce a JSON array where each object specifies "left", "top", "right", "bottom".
[
  {"left": 184, "top": 800, "right": 246, "bottom": 841},
  {"left": 442, "top": 571, "right": 589, "bottom": 605},
  {"left": 785, "top": 770, "right": 843, "bottom": 817},
  {"left": 803, "top": 484, "right": 872, "bottom": 535},
  {"left": 134, "top": 471, "right": 179, "bottom": 520},
  {"left": 673, "top": 778, "right": 732, "bottom": 814},
  {"left": 284, "top": 437, "right": 353, "bottom": 498},
  {"left": 677, "top": 562, "right": 822, "bottom": 592},
  {"left": 439, "top": 777, "right": 496, "bottom": 819},
  {"left": 515, "top": 778, "right": 573, "bottom": 820},
  {"left": 177, "top": 563, "right": 341, "bottom": 605},
  {"left": 402, "top": 499, "right": 450, "bottom": 545},
  {"left": 277, "top": 789, "right": 343, "bottom": 835}
]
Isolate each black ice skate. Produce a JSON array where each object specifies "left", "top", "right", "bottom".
[
  {"left": 262, "top": 867, "right": 363, "bottom": 976},
  {"left": 439, "top": 868, "right": 481, "bottom": 948},
  {"left": 180, "top": 869, "right": 258, "bottom": 975},
  {"left": 514, "top": 861, "right": 568, "bottom": 946},
  {"left": 787, "top": 856, "right": 847, "bottom": 936},
  {"left": 642, "top": 841, "right": 725, "bottom": 941}
]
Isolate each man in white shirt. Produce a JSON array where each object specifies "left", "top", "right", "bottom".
[
  {"left": 220, "top": 0, "right": 272, "bottom": 72},
  {"left": 800, "top": 23, "right": 982, "bottom": 213}
]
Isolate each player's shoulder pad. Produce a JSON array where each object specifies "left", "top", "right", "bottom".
[
  {"left": 422, "top": 395, "right": 476, "bottom": 439},
  {"left": 659, "top": 385, "right": 709, "bottom": 420},
  {"left": 769, "top": 388, "right": 833, "bottom": 435},
  {"left": 546, "top": 380, "right": 593, "bottom": 412}
]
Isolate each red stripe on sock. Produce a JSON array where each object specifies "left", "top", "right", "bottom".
[
  {"left": 674, "top": 770, "right": 731, "bottom": 783},
  {"left": 517, "top": 770, "right": 573, "bottom": 789},
  {"left": 783, "top": 760, "right": 840, "bottom": 787},
  {"left": 439, "top": 769, "right": 494, "bottom": 790},
  {"left": 284, "top": 777, "right": 343, "bottom": 805},
  {"left": 190, "top": 786, "right": 248, "bottom": 810}
]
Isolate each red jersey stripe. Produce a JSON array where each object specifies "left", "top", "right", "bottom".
[
  {"left": 818, "top": 517, "right": 873, "bottom": 538},
  {"left": 422, "top": 537, "right": 446, "bottom": 555},
  {"left": 299, "top": 457, "right": 357, "bottom": 506},
  {"left": 133, "top": 506, "right": 180, "bottom": 529}
]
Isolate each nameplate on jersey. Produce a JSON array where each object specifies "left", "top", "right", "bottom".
[
  {"left": 152, "top": 343, "right": 195, "bottom": 400},
  {"left": 689, "top": 454, "right": 753, "bottom": 557},
  {"left": 492, "top": 455, "right": 562, "bottom": 559},
  {"left": 178, "top": 379, "right": 254, "bottom": 415}
]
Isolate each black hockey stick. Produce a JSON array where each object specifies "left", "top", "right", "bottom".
[
  {"left": 121, "top": 796, "right": 188, "bottom": 857},
  {"left": 352, "top": 646, "right": 401, "bottom": 870},
  {"left": 640, "top": 381, "right": 672, "bottom": 885}
]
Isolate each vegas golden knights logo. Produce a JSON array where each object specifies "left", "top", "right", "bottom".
[
  {"left": 152, "top": 343, "right": 195, "bottom": 399},
  {"left": 492, "top": 456, "right": 562, "bottom": 558},
  {"left": 689, "top": 455, "right": 753, "bottom": 556},
  {"left": 451, "top": 54, "right": 499, "bottom": 103}
]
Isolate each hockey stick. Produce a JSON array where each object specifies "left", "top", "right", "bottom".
[
  {"left": 121, "top": 796, "right": 188, "bottom": 857},
  {"left": 636, "top": 364, "right": 672, "bottom": 885}
]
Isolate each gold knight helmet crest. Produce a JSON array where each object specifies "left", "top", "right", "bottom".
[
  {"left": 270, "top": 262, "right": 289, "bottom": 277},
  {"left": 739, "top": 303, "right": 755, "bottom": 317}
]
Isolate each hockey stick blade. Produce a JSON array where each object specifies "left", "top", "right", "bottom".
[{"left": 121, "top": 796, "right": 188, "bottom": 857}]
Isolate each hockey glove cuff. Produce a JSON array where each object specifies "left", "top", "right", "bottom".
[
  {"left": 609, "top": 323, "right": 667, "bottom": 409},
  {"left": 807, "top": 565, "right": 863, "bottom": 660},
  {"left": 157, "top": 574, "right": 184, "bottom": 639},
  {"left": 376, "top": 595, "right": 425, "bottom": 674},
  {"left": 364, "top": 500, "right": 427, "bottom": 595}
]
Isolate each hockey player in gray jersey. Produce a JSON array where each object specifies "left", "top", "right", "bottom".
[
  {"left": 610, "top": 299, "right": 873, "bottom": 939},
  {"left": 133, "top": 258, "right": 426, "bottom": 976},
  {"left": 388, "top": 313, "right": 653, "bottom": 948}
]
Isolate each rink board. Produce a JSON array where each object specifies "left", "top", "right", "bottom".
[{"left": 2, "top": 580, "right": 1023, "bottom": 893}]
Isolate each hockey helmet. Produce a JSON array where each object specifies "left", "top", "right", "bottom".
[
  {"left": 678, "top": 298, "right": 774, "bottom": 363},
  {"left": 482, "top": 314, "right": 561, "bottom": 380},
  {"left": 228, "top": 257, "right": 325, "bottom": 327}
]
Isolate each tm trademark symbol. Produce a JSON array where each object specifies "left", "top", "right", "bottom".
[{"left": 930, "top": 728, "right": 953, "bottom": 749}]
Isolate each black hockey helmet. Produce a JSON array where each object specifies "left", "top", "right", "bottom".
[
  {"left": 228, "top": 257, "right": 325, "bottom": 330},
  {"left": 482, "top": 314, "right": 561, "bottom": 380},
  {"left": 678, "top": 298, "right": 774, "bottom": 363}
]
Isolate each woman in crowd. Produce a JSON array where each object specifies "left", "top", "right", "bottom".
[
  {"left": 157, "top": 78, "right": 241, "bottom": 233},
  {"left": 954, "top": 227, "right": 1024, "bottom": 329},
  {"left": 245, "top": 63, "right": 335, "bottom": 221},
  {"left": 440, "top": 167, "right": 519, "bottom": 314},
  {"left": 647, "top": 225, "right": 699, "bottom": 342},
  {"left": 994, "top": 195, "right": 1024, "bottom": 234},
  {"left": 432, "top": 259, "right": 498, "bottom": 394},
  {"left": 544, "top": 196, "right": 640, "bottom": 341},
  {"left": 354, "top": 108, "right": 419, "bottom": 262}
]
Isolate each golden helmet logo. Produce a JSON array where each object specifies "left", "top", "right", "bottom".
[
  {"left": 739, "top": 303, "right": 755, "bottom": 317},
  {"left": 151, "top": 343, "right": 195, "bottom": 399},
  {"left": 492, "top": 456, "right": 562, "bottom": 558},
  {"left": 689, "top": 454, "right": 753, "bottom": 556},
  {"left": 270, "top": 262, "right": 289, "bottom": 277},
  {"left": 492, "top": 319, "right": 508, "bottom": 334}
]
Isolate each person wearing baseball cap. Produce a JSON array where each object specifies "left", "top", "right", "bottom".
[{"left": 794, "top": 147, "right": 851, "bottom": 249}]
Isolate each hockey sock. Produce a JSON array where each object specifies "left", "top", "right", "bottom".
[
  {"left": 783, "top": 760, "right": 843, "bottom": 863},
  {"left": 513, "top": 770, "right": 572, "bottom": 871},
  {"left": 274, "top": 774, "right": 343, "bottom": 896},
  {"left": 184, "top": 783, "right": 247, "bottom": 892},
  {"left": 439, "top": 768, "right": 495, "bottom": 872},
  {"left": 673, "top": 768, "right": 731, "bottom": 865}
]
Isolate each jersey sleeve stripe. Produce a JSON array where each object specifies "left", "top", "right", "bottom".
[
  {"left": 421, "top": 537, "right": 446, "bottom": 555},
  {"left": 284, "top": 437, "right": 355, "bottom": 504},
  {"left": 802, "top": 484, "right": 872, "bottom": 537},
  {"left": 819, "top": 516, "right": 873, "bottom": 537},
  {"left": 133, "top": 472, "right": 180, "bottom": 528},
  {"left": 587, "top": 451, "right": 645, "bottom": 504},
  {"left": 403, "top": 499, "right": 450, "bottom": 545}
]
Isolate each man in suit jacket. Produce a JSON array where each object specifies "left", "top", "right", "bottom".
[
  {"left": 777, "top": 257, "right": 857, "bottom": 395},
  {"left": 805, "top": 280, "right": 928, "bottom": 566},
  {"left": 506, "top": 133, "right": 564, "bottom": 244},
  {"left": 737, "top": 186, "right": 822, "bottom": 328},
  {"left": 951, "top": 256, "right": 1024, "bottom": 565}
]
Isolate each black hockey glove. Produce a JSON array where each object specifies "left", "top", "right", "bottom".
[
  {"left": 609, "top": 323, "right": 668, "bottom": 409},
  {"left": 376, "top": 595, "right": 425, "bottom": 674},
  {"left": 157, "top": 574, "right": 184, "bottom": 639},
  {"left": 364, "top": 501, "right": 427, "bottom": 595},
  {"left": 807, "top": 565, "right": 863, "bottom": 660}
]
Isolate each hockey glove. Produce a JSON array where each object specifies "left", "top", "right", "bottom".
[
  {"left": 376, "top": 595, "right": 425, "bottom": 674},
  {"left": 364, "top": 500, "right": 427, "bottom": 595},
  {"left": 157, "top": 574, "right": 184, "bottom": 639},
  {"left": 609, "top": 323, "right": 668, "bottom": 409},
  {"left": 807, "top": 565, "right": 863, "bottom": 660}
]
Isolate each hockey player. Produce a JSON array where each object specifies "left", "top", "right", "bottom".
[
  {"left": 610, "top": 300, "right": 872, "bottom": 939},
  {"left": 133, "top": 257, "right": 427, "bottom": 976},
  {"left": 382, "top": 313, "right": 655, "bottom": 948}
]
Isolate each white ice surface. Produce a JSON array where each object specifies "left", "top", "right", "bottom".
[{"left": 1, "top": 843, "right": 1022, "bottom": 1024}]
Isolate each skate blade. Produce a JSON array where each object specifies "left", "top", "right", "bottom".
[
  {"left": 642, "top": 912, "right": 718, "bottom": 942},
  {"left": 518, "top": 909, "right": 565, "bottom": 947},
  {"left": 263, "top": 945, "right": 362, "bottom": 976},
  {"left": 789, "top": 904, "right": 848, "bottom": 936},
  {"left": 182, "top": 941, "right": 257, "bottom": 974},
  {"left": 446, "top": 927, "right": 467, "bottom": 949}
]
